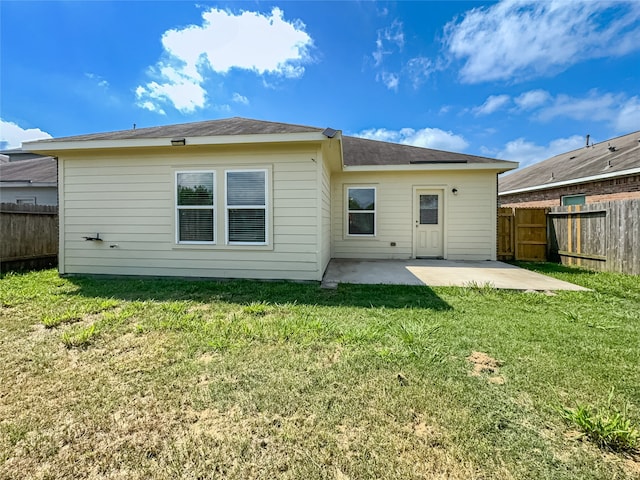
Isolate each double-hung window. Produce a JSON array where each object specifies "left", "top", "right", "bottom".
[
  {"left": 347, "top": 187, "right": 376, "bottom": 236},
  {"left": 176, "top": 171, "right": 215, "bottom": 244},
  {"left": 226, "top": 170, "right": 268, "bottom": 245}
]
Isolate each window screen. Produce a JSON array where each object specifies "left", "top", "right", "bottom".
[
  {"left": 226, "top": 170, "right": 267, "bottom": 244},
  {"left": 419, "top": 194, "right": 438, "bottom": 225},
  {"left": 347, "top": 187, "right": 375, "bottom": 235},
  {"left": 176, "top": 172, "right": 215, "bottom": 243}
]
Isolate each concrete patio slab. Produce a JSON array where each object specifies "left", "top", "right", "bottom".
[{"left": 322, "top": 259, "right": 589, "bottom": 291}]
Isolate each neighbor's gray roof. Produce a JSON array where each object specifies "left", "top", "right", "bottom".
[
  {"left": 499, "top": 130, "right": 640, "bottom": 193},
  {"left": 0, "top": 156, "right": 57, "bottom": 183},
  {"left": 0, "top": 148, "right": 51, "bottom": 162},
  {"left": 27, "top": 117, "right": 510, "bottom": 166}
]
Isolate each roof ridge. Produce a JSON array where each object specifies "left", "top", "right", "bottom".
[
  {"left": 545, "top": 129, "right": 640, "bottom": 160},
  {"left": 27, "top": 117, "right": 325, "bottom": 143}
]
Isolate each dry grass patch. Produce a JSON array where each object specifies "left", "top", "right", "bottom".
[{"left": 467, "top": 351, "right": 505, "bottom": 384}]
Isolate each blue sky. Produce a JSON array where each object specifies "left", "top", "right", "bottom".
[{"left": 1, "top": 1, "right": 639, "bottom": 169}]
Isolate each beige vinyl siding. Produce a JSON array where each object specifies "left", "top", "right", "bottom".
[
  {"left": 58, "top": 158, "right": 66, "bottom": 273},
  {"left": 446, "top": 173, "right": 496, "bottom": 259},
  {"left": 61, "top": 146, "right": 321, "bottom": 280},
  {"left": 319, "top": 156, "right": 332, "bottom": 276},
  {"left": 331, "top": 170, "right": 498, "bottom": 261}
]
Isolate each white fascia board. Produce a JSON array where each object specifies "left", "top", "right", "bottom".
[
  {"left": 23, "top": 132, "right": 329, "bottom": 153},
  {"left": 499, "top": 167, "right": 640, "bottom": 196},
  {"left": 342, "top": 161, "right": 518, "bottom": 173},
  {"left": 0, "top": 182, "right": 57, "bottom": 188}
]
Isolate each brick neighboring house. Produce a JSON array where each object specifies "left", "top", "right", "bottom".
[{"left": 499, "top": 130, "right": 640, "bottom": 207}]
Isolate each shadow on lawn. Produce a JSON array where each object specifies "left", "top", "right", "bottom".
[
  {"left": 512, "top": 261, "right": 597, "bottom": 276},
  {"left": 66, "top": 276, "right": 452, "bottom": 311}
]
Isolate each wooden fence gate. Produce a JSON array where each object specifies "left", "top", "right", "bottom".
[
  {"left": 497, "top": 208, "right": 515, "bottom": 260},
  {"left": 548, "top": 199, "right": 639, "bottom": 275},
  {"left": 497, "top": 207, "right": 547, "bottom": 261}
]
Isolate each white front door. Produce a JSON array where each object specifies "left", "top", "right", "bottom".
[{"left": 414, "top": 189, "right": 443, "bottom": 258}]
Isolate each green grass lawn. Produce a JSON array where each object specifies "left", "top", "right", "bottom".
[{"left": 0, "top": 266, "right": 638, "bottom": 479}]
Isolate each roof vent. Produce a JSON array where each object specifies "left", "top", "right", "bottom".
[
  {"left": 608, "top": 143, "right": 616, "bottom": 152},
  {"left": 604, "top": 159, "right": 612, "bottom": 170},
  {"left": 585, "top": 134, "right": 590, "bottom": 147}
]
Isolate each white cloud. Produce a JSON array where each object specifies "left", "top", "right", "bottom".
[
  {"left": 370, "top": 21, "right": 440, "bottom": 91},
  {"left": 539, "top": 92, "right": 640, "bottom": 135},
  {"left": 478, "top": 89, "right": 640, "bottom": 135},
  {"left": 137, "top": 97, "right": 166, "bottom": 116},
  {"left": 371, "top": 20, "right": 409, "bottom": 90},
  {"left": 615, "top": 96, "right": 640, "bottom": 132},
  {"left": 473, "top": 94, "right": 511, "bottom": 116},
  {"left": 137, "top": 65, "right": 206, "bottom": 114},
  {"left": 514, "top": 90, "right": 551, "bottom": 110},
  {"left": 0, "top": 119, "right": 53, "bottom": 150},
  {"left": 232, "top": 93, "right": 249, "bottom": 105},
  {"left": 136, "top": 7, "right": 313, "bottom": 113},
  {"left": 373, "top": 20, "right": 404, "bottom": 67},
  {"left": 85, "top": 72, "right": 109, "bottom": 88},
  {"left": 378, "top": 72, "right": 399, "bottom": 91},
  {"left": 354, "top": 127, "right": 469, "bottom": 152},
  {"left": 537, "top": 90, "right": 627, "bottom": 123},
  {"left": 444, "top": 1, "right": 640, "bottom": 83},
  {"left": 405, "top": 56, "right": 434, "bottom": 88},
  {"left": 497, "top": 135, "right": 585, "bottom": 168}
]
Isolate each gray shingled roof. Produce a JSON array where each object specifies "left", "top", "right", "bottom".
[
  {"left": 27, "top": 117, "right": 510, "bottom": 167},
  {"left": 499, "top": 130, "right": 640, "bottom": 193},
  {"left": 341, "top": 136, "right": 501, "bottom": 166},
  {"left": 0, "top": 156, "right": 57, "bottom": 183},
  {"left": 36, "top": 117, "right": 322, "bottom": 142},
  {"left": 0, "top": 148, "right": 51, "bottom": 162}
]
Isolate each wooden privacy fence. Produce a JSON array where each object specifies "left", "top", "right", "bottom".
[
  {"left": 0, "top": 203, "right": 58, "bottom": 272},
  {"left": 548, "top": 199, "right": 639, "bottom": 275},
  {"left": 498, "top": 207, "right": 547, "bottom": 261}
]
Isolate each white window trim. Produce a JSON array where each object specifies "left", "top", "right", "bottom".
[
  {"left": 346, "top": 186, "right": 377, "bottom": 237},
  {"left": 175, "top": 170, "right": 216, "bottom": 245},
  {"left": 225, "top": 169, "right": 269, "bottom": 246},
  {"left": 561, "top": 194, "right": 586, "bottom": 206}
]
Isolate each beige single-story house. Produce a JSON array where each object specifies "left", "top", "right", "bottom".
[{"left": 24, "top": 117, "right": 517, "bottom": 281}]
